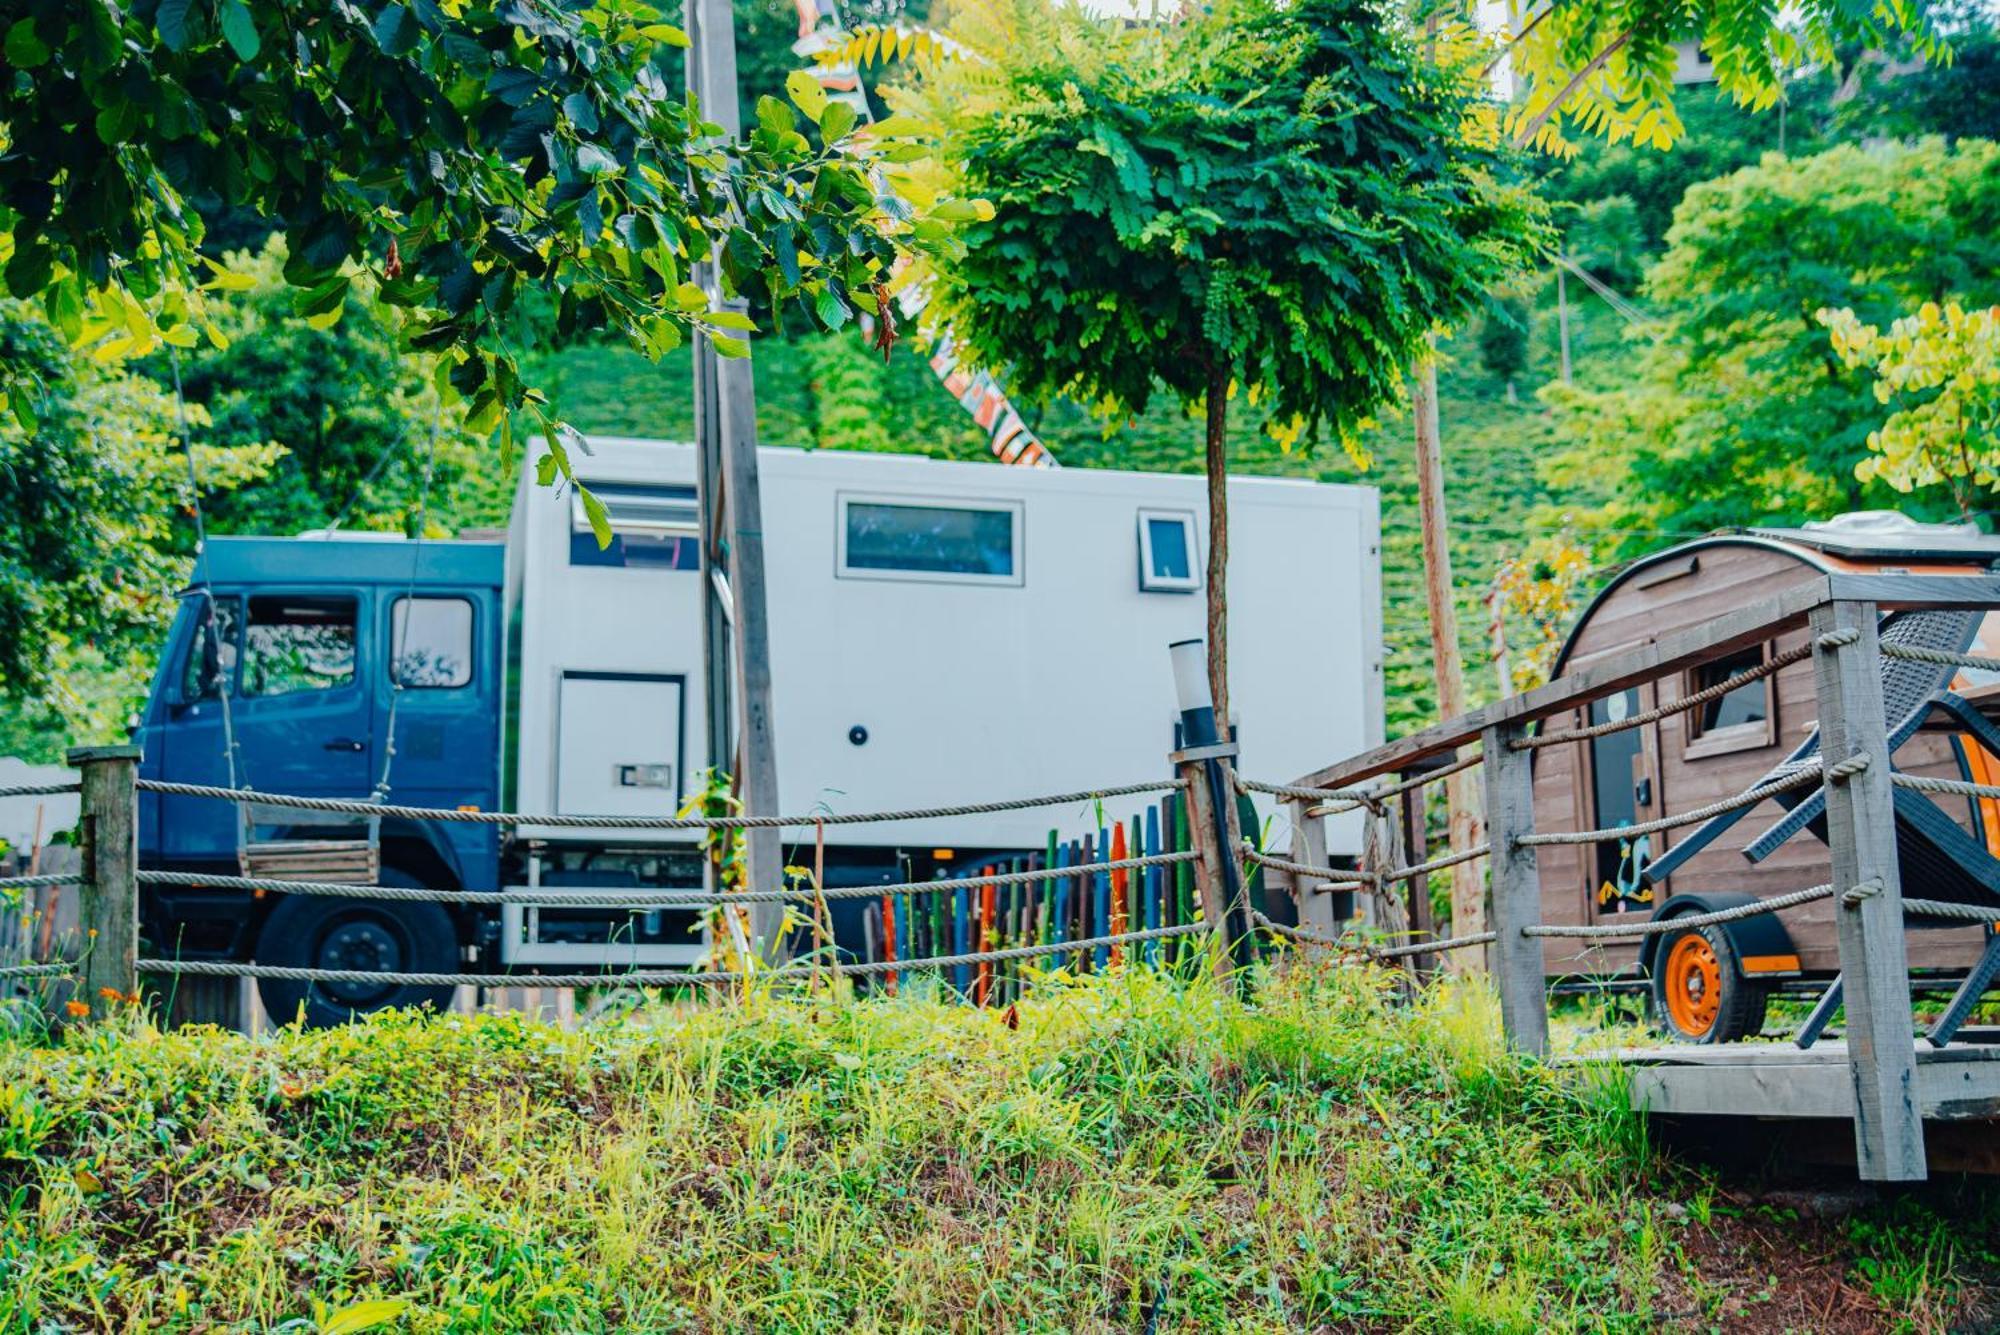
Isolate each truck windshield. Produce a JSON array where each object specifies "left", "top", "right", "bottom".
[{"left": 243, "top": 595, "right": 357, "bottom": 697}]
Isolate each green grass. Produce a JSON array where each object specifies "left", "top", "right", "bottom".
[{"left": 3, "top": 967, "right": 1992, "bottom": 1332}]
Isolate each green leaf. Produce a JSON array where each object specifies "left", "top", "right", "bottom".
[
  {"left": 639, "top": 22, "right": 690, "bottom": 47},
  {"left": 819, "top": 100, "right": 857, "bottom": 144},
  {"left": 707, "top": 309, "right": 756, "bottom": 332},
  {"left": 155, "top": 0, "right": 195, "bottom": 51},
  {"left": 372, "top": 6, "right": 417, "bottom": 57},
  {"left": 4, "top": 18, "right": 48, "bottom": 68},
  {"left": 673, "top": 282, "right": 709, "bottom": 312},
  {"left": 709, "top": 333, "right": 751, "bottom": 358},
  {"left": 756, "top": 95, "right": 795, "bottom": 139},
  {"left": 575, "top": 144, "right": 621, "bottom": 177},
  {"left": 578, "top": 485, "right": 612, "bottom": 547},
  {"left": 319, "top": 1299, "right": 409, "bottom": 1335},
  {"left": 219, "top": 0, "right": 259, "bottom": 59},
  {"left": 785, "top": 70, "right": 828, "bottom": 124}
]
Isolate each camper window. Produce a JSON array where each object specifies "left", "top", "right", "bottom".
[
  {"left": 570, "top": 484, "right": 700, "bottom": 570},
  {"left": 389, "top": 597, "right": 474, "bottom": 688},
  {"left": 838, "top": 496, "right": 1023, "bottom": 585},
  {"left": 1137, "top": 510, "right": 1199, "bottom": 592},
  {"left": 242, "top": 596, "right": 357, "bottom": 698},
  {"left": 1683, "top": 644, "right": 1776, "bottom": 757}
]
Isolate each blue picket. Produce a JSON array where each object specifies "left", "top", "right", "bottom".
[
  {"left": 1053, "top": 840, "right": 1071, "bottom": 945},
  {"left": 1094, "top": 827, "right": 1111, "bottom": 970},
  {"left": 953, "top": 884, "right": 971, "bottom": 995},
  {"left": 1144, "top": 803, "right": 1162, "bottom": 964}
]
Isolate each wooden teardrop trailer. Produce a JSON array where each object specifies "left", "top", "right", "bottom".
[{"left": 1532, "top": 513, "right": 2000, "bottom": 1041}]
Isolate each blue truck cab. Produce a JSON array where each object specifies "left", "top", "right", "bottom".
[{"left": 135, "top": 536, "right": 506, "bottom": 1017}]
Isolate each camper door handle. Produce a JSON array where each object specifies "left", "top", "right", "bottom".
[{"left": 323, "top": 738, "right": 366, "bottom": 753}]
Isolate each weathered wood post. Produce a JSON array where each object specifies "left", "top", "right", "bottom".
[
  {"left": 1809, "top": 600, "right": 1926, "bottom": 1181},
  {"left": 1398, "top": 766, "right": 1439, "bottom": 983},
  {"left": 69, "top": 745, "right": 139, "bottom": 1017},
  {"left": 1286, "top": 796, "right": 1342, "bottom": 945},
  {"left": 1479, "top": 723, "right": 1547, "bottom": 1056}
]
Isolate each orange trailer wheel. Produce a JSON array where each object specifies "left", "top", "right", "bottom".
[{"left": 1649, "top": 922, "right": 1767, "bottom": 1044}]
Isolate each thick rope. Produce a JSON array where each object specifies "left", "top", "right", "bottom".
[
  {"left": 1901, "top": 898, "right": 2000, "bottom": 924},
  {"left": 1300, "top": 752, "right": 1485, "bottom": 817},
  {"left": 0, "top": 783, "right": 80, "bottom": 799},
  {"left": 1239, "top": 846, "right": 1375, "bottom": 887},
  {"left": 1252, "top": 910, "right": 1495, "bottom": 959},
  {"left": 1878, "top": 642, "right": 2000, "bottom": 674},
  {"left": 0, "top": 874, "right": 85, "bottom": 892},
  {"left": 1234, "top": 774, "right": 1372, "bottom": 806},
  {"left": 1380, "top": 843, "right": 1491, "bottom": 885},
  {"left": 1891, "top": 772, "right": 2000, "bottom": 802},
  {"left": 136, "top": 777, "right": 1186, "bottom": 828},
  {"left": 1513, "top": 630, "right": 1857, "bottom": 751},
  {"left": 1516, "top": 763, "right": 1826, "bottom": 847},
  {"left": 136, "top": 850, "right": 1201, "bottom": 908},
  {"left": 1522, "top": 884, "right": 1833, "bottom": 939},
  {"left": 136, "top": 923, "right": 1209, "bottom": 989},
  {"left": 0, "top": 961, "right": 74, "bottom": 980}
]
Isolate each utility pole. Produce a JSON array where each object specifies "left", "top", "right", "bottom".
[
  {"left": 1410, "top": 349, "right": 1486, "bottom": 967},
  {"left": 1556, "top": 251, "right": 1573, "bottom": 385},
  {"left": 688, "top": 0, "right": 786, "bottom": 961}
]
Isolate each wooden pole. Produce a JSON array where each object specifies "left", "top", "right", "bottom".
[
  {"left": 68, "top": 745, "right": 139, "bottom": 1018},
  {"left": 688, "top": 0, "right": 785, "bottom": 960},
  {"left": 1287, "top": 796, "right": 1340, "bottom": 946},
  {"left": 1399, "top": 769, "right": 1439, "bottom": 984},
  {"left": 1809, "top": 601, "right": 1926, "bottom": 1181},
  {"left": 1556, "top": 255, "right": 1573, "bottom": 386},
  {"left": 1479, "top": 723, "right": 1547, "bottom": 1055},
  {"left": 1180, "top": 758, "right": 1237, "bottom": 982},
  {"left": 1411, "top": 350, "right": 1486, "bottom": 971}
]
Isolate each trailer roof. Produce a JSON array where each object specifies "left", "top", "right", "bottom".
[
  {"left": 1747, "top": 513, "right": 2000, "bottom": 562},
  {"left": 195, "top": 535, "right": 504, "bottom": 588}
]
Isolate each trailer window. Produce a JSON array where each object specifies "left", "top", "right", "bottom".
[
  {"left": 839, "top": 496, "right": 1022, "bottom": 584},
  {"left": 179, "top": 595, "right": 241, "bottom": 703},
  {"left": 390, "top": 597, "right": 474, "bottom": 688},
  {"left": 1137, "top": 510, "right": 1199, "bottom": 592},
  {"left": 570, "top": 484, "right": 700, "bottom": 570},
  {"left": 242, "top": 596, "right": 357, "bottom": 697},
  {"left": 1683, "top": 644, "right": 1775, "bottom": 756}
]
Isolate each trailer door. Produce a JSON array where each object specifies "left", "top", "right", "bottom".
[{"left": 555, "top": 672, "right": 685, "bottom": 816}]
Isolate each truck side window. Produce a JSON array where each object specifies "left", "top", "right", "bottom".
[
  {"left": 390, "top": 597, "right": 474, "bottom": 688},
  {"left": 242, "top": 595, "right": 357, "bottom": 697},
  {"left": 179, "top": 595, "right": 241, "bottom": 703}
]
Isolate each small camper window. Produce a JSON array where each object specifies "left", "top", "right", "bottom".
[
  {"left": 1684, "top": 644, "right": 1776, "bottom": 756},
  {"left": 838, "top": 496, "right": 1023, "bottom": 585},
  {"left": 570, "top": 484, "right": 700, "bottom": 570},
  {"left": 1137, "top": 510, "right": 1199, "bottom": 593}
]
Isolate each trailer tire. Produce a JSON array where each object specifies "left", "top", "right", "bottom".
[
  {"left": 254, "top": 879, "right": 459, "bottom": 1029},
  {"left": 1648, "top": 921, "right": 1767, "bottom": 1044}
]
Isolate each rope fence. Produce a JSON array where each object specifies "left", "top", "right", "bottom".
[
  {"left": 0, "top": 874, "right": 85, "bottom": 892},
  {"left": 1379, "top": 842, "right": 1490, "bottom": 885},
  {"left": 137, "top": 777, "right": 1186, "bottom": 829},
  {"left": 1251, "top": 910, "right": 1496, "bottom": 960},
  {"left": 1239, "top": 847, "right": 1374, "bottom": 887},
  {"left": 0, "top": 962, "right": 75, "bottom": 981},
  {"left": 1513, "top": 629, "right": 1858, "bottom": 751},
  {"left": 0, "top": 782, "right": 80, "bottom": 800},
  {"left": 1879, "top": 642, "right": 2000, "bottom": 674},
  {"left": 1522, "top": 884, "right": 1834, "bottom": 939},
  {"left": 1516, "top": 764, "right": 1829, "bottom": 848},
  {"left": 136, "top": 850, "right": 1202, "bottom": 910},
  {"left": 1891, "top": 772, "right": 2000, "bottom": 802},
  {"left": 136, "top": 922, "right": 1211, "bottom": 990}
]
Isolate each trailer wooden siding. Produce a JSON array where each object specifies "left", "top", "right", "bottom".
[{"left": 1532, "top": 537, "right": 1997, "bottom": 979}]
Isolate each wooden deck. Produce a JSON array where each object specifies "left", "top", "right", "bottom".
[{"left": 1564, "top": 1031, "right": 2000, "bottom": 1121}]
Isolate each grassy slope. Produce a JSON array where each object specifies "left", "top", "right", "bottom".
[
  {"left": 3, "top": 971, "right": 1993, "bottom": 1332},
  {"left": 527, "top": 291, "right": 1617, "bottom": 740}
]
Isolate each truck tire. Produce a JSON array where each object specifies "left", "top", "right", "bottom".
[
  {"left": 254, "top": 880, "right": 459, "bottom": 1029},
  {"left": 1648, "top": 920, "right": 1768, "bottom": 1044}
]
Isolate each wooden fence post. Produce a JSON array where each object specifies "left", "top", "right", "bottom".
[
  {"left": 1179, "top": 755, "right": 1242, "bottom": 981},
  {"left": 68, "top": 745, "right": 139, "bottom": 1018},
  {"left": 1809, "top": 600, "right": 1926, "bottom": 1182},
  {"left": 1287, "top": 797, "right": 1341, "bottom": 944},
  {"left": 1399, "top": 772, "right": 1437, "bottom": 983},
  {"left": 1479, "top": 724, "right": 1547, "bottom": 1056}
]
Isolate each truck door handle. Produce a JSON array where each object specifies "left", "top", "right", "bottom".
[{"left": 323, "top": 738, "right": 366, "bottom": 753}]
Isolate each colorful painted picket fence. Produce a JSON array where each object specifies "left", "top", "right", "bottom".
[{"left": 849, "top": 789, "right": 1209, "bottom": 1002}]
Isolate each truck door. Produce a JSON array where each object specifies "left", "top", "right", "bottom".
[{"left": 160, "top": 591, "right": 375, "bottom": 859}]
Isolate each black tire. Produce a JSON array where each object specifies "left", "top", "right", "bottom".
[
  {"left": 1648, "top": 920, "right": 1768, "bottom": 1044},
  {"left": 255, "top": 873, "right": 459, "bottom": 1029}
]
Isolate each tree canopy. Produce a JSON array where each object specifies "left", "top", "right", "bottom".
[
  {"left": 1543, "top": 138, "right": 2000, "bottom": 547},
  {"left": 0, "top": 0, "right": 970, "bottom": 467}
]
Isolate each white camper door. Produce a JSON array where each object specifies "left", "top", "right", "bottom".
[{"left": 556, "top": 672, "right": 685, "bottom": 816}]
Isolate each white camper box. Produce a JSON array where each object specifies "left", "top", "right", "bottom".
[{"left": 504, "top": 438, "right": 1380, "bottom": 957}]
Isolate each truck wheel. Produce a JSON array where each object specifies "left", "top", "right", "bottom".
[
  {"left": 254, "top": 884, "right": 458, "bottom": 1029},
  {"left": 1649, "top": 921, "right": 1767, "bottom": 1044}
]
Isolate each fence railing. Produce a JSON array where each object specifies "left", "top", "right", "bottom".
[{"left": 1264, "top": 571, "right": 2000, "bottom": 1184}]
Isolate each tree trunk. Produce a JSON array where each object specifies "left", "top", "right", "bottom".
[
  {"left": 1411, "top": 350, "right": 1486, "bottom": 973},
  {"left": 1205, "top": 360, "right": 1231, "bottom": 739}
]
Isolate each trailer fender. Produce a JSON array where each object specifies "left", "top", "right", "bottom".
[{"left": 1636, "top": 893, "right": 1802, "bottom": 980}]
